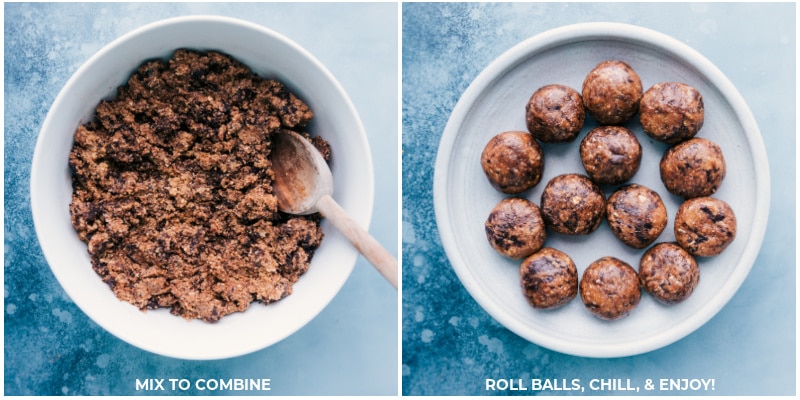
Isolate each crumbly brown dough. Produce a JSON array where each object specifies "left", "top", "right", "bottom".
[
  {"left": 525, "top": 84, "right": 585, "bottom": 143},
  {"left": 639, "top": 82, "right": 704, "bottom": 144},
  {"left": 485, "top": 197, "right": 547, "bottom": 259},
  {"left": 480, "top": 131, "right": 544, "bottom": 194},
  {"left": 581, "top": 60, "right": 643, "bottom": 125},
  {"left": 660, "top": 137, "right": 726, "bottom": 199},
  {"left": 69, "top": 49, "right": 329, "bottom": 322},
  {"left": 606, "top": 184, "right": 668, "bottom": 249},
  {"left": 540, "top": 173, "right": 606, "bottom": 235},
  {"left": 579, "top": 256, "right": 641, "bottom": 320},
  {"left": 579, "top": 125, "right": 642, "bottom": 185},
  {"left": 674, "top": 197, "right": 737, "bottom": 257},
  {"left": 639, "top": 242, "right": 699, "bottom": 304},
  {"left": 520, "top": 248, "right": 577, "bottom": 309}
]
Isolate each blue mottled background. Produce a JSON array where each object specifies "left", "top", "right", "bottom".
[
  {"left": 5, "top": 2, "right": 398, "bottom": 396},
  {"left": 401, "top": 2, "right": 795, "bottom": 396}
]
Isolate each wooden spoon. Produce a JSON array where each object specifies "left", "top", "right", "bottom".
[{"left": 271, "top": 129, "right": 398, "bottom": 289}]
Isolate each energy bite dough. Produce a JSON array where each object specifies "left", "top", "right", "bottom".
[
  {"left": 540, "top": 173, "right": 606, "bottom": 235},
  {"left": 640, "top": 82, "right": 704, "bottom": 144},
  {"left": 581, "top": 60, "right": 643, "bottom": 125},
  {"left": 639, "top": 242, "right": 700, "bottom": 304},
  {"left": 480, "top": 131, "right": 544, "bottom": 194},
  {"left": 606, "top": 184, "right": 668, "bottom": 249},
  {"left": 674, "top": 197, "right": 737, "bottom": 257},
  {"left": 525, "top": 84, "right": 585, "bottom": 143},
  {"left": 579, "top": 125, "right": 642, "bottom": 185},
  {"left": 520, "top": 248, "right": 578, "bottom": 309},
  {"left": 580, "top": 256, "right": 641, "bottom": 320},
  {"left": 660, "top": 137, "right": 726, "bottom": 199},
  {"left": 69, "top": 49, "right": 327, "bottom": 322},
  {"left": 485, "top": 197, "right": 547, "bottom": 259}
]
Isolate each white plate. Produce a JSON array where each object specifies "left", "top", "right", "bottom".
[
  {"left": 434, "top": 22, "right": 769, "bottom": 358},
  {"left": 31, "top": 16, "right": 373, "bottom": 360}
]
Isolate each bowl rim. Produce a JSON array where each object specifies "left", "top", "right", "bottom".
[
  {"left": 434, "top": 22, "right": 770, "bottom": 358},
  {"left": 30, "top": 15, "right": 374, "bottom": 359}
]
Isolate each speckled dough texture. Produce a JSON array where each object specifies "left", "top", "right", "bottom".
[
  {"left": 580, "top": 125, "right": 642, "bottom": 185},
  {"left": 580, "top": 256, "right": 642, "bottom": 320},
  {"left": 606, "top": 184, "right": 668, "bottom": 249},
  {"left": 540, "top": 173, "right": 606, "bottom": 235},
  {"left": 581, "top": 60, "right": 643, "bottom": 125},
  {"left": 639, "top": 242, "right": 699, "bottom": 304},
  {"left": 674, "top": 197, "right": 737, "bottom": 257},
  {"left": 660, "top": 137, "right": 726, "bottom": 199},
  {"left": 485, "top": 197, "right": 547, "bottom": 259},
  {"left": 640, "top": 82, "right": 704, "bottom": 143},
  {"left": 69, "top": 49, "right": 328, "bottom": 322},
  {"left": 480, "top": 131, "right": 544, "bottom": 193},
  {"left": 525, "top": 84, "right": 585, "bottom": 142},
  {"left": 519, "top": 247, "right": 578, "bottom": 309}
]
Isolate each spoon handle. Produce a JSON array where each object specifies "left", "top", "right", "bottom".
[{"left": 315, "top": 194, "right": 398, "bottom": 289}]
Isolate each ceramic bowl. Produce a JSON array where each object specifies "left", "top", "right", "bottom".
[{"left": 30, "top": 15, "right": 373, "bottom": 360}]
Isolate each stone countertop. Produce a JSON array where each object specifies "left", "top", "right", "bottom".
[
  {"left": 401, "top": 2, "right": 795, "bottom": 396},
  {"left": 4, "top": 2, "right": 398, "bottom": 396}
]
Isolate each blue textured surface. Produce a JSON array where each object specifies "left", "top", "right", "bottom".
[
  {"left": 5, "top": 3, "right": 398, "bottom": 396},
  {"left": 401, "top": 2, "right": 795, "bottom": 396}
]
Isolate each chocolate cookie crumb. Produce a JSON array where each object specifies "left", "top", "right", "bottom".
[{"left": 69, "top": 49, "right": 326, "bottom": 322}]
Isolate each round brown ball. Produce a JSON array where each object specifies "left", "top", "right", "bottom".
[
  {"left": 579, "top": 125, "right": 642, "bottom": 185},
  {"left": 485, "top": 197, "right": 547, "bottom": 259},
  {"left": 639, "top": 242, "right": 700, "bottom": 304},
  {"left": 540, "top": 173, "right": 606, "bottom": 235},
  {"left": 674, "top": 197, "right": 737, "bottom": 257},
  {"left": 525, "top": 84, "right": 585, "bottom": 143},
  {"left": 480, "top": 131, "right": 544, "bottom": 194},
  {"left": 580, "top": 256, "right": 641, "bottom": 320},
  {"left": 581, "top": 60, "right": 643, "bottom": 125},
  {"left": 606, "top": 184, "right": 668, "bottom": 249},
  {"left": 640, "top": 82, "right": 704, "bottom": 144},
  {"left": 660, "top": 137, "right": 726, "bottom": 199},
  {"left": 520, "top": 247, "right": 578, "bottom": 309}
]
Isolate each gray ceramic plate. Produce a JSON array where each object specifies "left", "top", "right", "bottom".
[{"left": 434, "top": 22, "right": 769, "bottom": 358}]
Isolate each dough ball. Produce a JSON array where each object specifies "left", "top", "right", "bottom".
[
  {"left": 581, "top": 60, "right": 643, "bottom": 125},
  {"left": 639, "top": 242, "right": 700, "bottom": 304},
  {"left": 480, "top": 131, "right": 544, "bottom": 194},
  {"left": 674, "top": 197, "right": 737, "bottom": 257},
  {"left": 579, "top": 125, "right": 642, "bottom": 184},
  {"left": 525, "top": 84, "right": 585, "bottom": 143},
  {"left": 660, "top": 137, "right": 726, "bottom": 199},
  {"left": 640, "top": 82, "right": 704, "bottom": 144},
  {"left": 579, "top": 256, "right": 641, "bottom": 320},
  {"left": 520, "top": 247, "right": 578, "bottom": 309},
  {"left": 606, "top": 184, "right": 668, "bottom": 249},
  {"left": 485, "top": 197, "right": 547, "bottom": 259},
  {"left": 540, "top": 173, "right": 606, "bottom": 235}
]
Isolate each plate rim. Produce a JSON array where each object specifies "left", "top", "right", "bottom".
[{"left": 433, "top": 22, "right": 770, "bottom": 358}]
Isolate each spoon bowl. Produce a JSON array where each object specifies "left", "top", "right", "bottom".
[
  {"left": 272, "top": 129, "right": 333, "bottom": 215},
  {"left": 271, "top": 130, "right": 398, "bottom": 289}
]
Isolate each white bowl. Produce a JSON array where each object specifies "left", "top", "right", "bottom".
[
  {"left": 434, "top": 23, "right": 769, "bottom": 358},
  {"left": 30, "top": 16, "right": 373, "bottom": 360}
]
